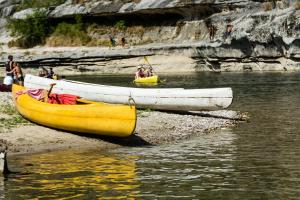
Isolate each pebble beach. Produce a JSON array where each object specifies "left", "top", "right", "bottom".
[{"left": 0, "top": 92, "right": 247, "bottom": 155}]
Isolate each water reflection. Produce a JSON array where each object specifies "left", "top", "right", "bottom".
[
  {"left": 3, "top": 72, "right": 300, "bottom": 199},
  {"left": 134, "top": 82, "right": 158, "bottom": 87},
  {"left": 6, "top": 150, "right": 140, "bottom": 199},
  {"left": 0, "top": 176, "right": 5, "bottom": 199},
  {"left": 113, "top": 129, "right": 237, "bottom": 199}
]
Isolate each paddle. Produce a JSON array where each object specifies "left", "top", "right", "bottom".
[
  {"left": 144, "top": 56, "right": 157, "bottom": 75},
  {"left": 143, "top": 56, "right": 166, "bottom": 83},
  {"left": 144, "top": 56, "right": 152, "bottom": 68}
]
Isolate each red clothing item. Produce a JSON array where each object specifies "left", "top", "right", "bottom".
[
  {"left": 137, "top": 71, "right": 145, "bottom": 78},
  {"left": 48, "top": 94, "right": 78, "bottom": 105}
]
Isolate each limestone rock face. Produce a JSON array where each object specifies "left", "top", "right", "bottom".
[
  {"left": 0, "top": 0, "right": 19, "bottom": 17},
  {"left": 0, "top": 0, "right": 299, "bottom": 72},
  {"left": 10, "top": 0, "right": 252, "bottom": 19}
]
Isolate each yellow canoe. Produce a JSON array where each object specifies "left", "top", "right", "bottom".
[
  {"left": 12, "top": 84, "right": 137, "bottom": 137},
  {"left": 134, "top": 75, "right": 159, "bottom": 83}
]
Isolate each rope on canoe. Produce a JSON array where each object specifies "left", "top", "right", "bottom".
[{"left": 128, "top": 92, "right": 136, "bottom": 108}]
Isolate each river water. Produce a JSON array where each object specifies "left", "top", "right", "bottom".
[{"left": 2, "top": 72, "right": 300, "bottom": 199}]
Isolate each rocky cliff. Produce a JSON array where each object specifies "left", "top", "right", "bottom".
[{"left": 0, "top": 0, "right": 299, "bottom": 75}]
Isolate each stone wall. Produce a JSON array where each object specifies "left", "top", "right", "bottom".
[{"left": 0, "top": 0, "right": 299, "bottom": 73}]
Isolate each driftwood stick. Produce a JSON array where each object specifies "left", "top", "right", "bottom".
[{"left": 0, "top": 147, "right": 9, "bottom": 175}]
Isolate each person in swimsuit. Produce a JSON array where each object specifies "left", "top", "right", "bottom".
[
  {"left": 11, "top": 62, "right": 24, "bottom": 86},
  {"left": 4, "top": 55, "right": 14, "bottom": 79}
]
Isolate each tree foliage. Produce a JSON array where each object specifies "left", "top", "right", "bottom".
[
  {"left": 51, "top": 15, "right": 91, "bottom": 45},
  {"left": 115, "top": 20, "right": 127, "bottom": 30},
  {"left": 6, "top": 11, "right": 50, "bottom": 48}
]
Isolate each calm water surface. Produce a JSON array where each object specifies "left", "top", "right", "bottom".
[{"left": 2, "top": 72, "right": 300, "bottom": 199}]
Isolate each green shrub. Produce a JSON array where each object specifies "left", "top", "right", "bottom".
[
  {"left": 47, "top": 15, "right": 89, "bottom": 46},
  {"left": 115, "top": 20, "right": 127, "bottom": 30},
  {"left": 0, "top": 104, "right": 30, "bottom": 131},
  {"left": 6, "top": 11, "right": 50, "bottom": 48},
  {"left": 51, "top": 22, "right": 91, "bottom": 45}
]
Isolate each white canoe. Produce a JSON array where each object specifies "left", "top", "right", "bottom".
[{"left": 24, "top": 74, "right": 233, "bottom": 111}]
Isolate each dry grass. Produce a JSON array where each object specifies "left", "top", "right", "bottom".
[
  {"left": 46, "top": 36, "right": 90, "bottom": 47},
  {"left": 7, "top": 39, "right": 18, "bottom": 48},
  {"left": 87, "top": 24, "right": 146, "bottom": 39},
  {"left": 7, "top": 38, "right": 37, "bottom": 48},
  {"left": 262, "top": 2, "right": 273, "bottom": 11},
  {"left": 87, "top": 24, "right": 112, "bottom": 35},
  {"left": 137, "top": 38, "right": 153, "bottom": 45},
  {"left": 294, "top": 2, "right": 300, "bottom": 10},
  {"left": 43, "top": 22, "right": 155, "bottom": 47},
  {"left": 127, "top": 26, "right": 145, "bottom": 37},
  {"left": 86, "top": 39, "right": 111, "bottom": 47}
]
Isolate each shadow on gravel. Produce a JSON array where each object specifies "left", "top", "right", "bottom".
[
  {"left": 23, "top": 121, "right": 152, "bottom": 147},
  {"left": 73, "top": 132, "right": 152, "bottom": 147}
]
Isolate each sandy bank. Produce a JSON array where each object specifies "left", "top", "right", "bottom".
[{"left": 0, "top": 92, "right": 246, "bottom": 155}]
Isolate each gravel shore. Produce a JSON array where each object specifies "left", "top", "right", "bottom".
[{"left": 0, "top": 92, "right": 247, "bottom": 155}]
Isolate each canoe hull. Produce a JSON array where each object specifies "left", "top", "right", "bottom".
[
  {"left": 12, "top": 84, "right": 136, "bottom": 137},
  {"left": 134, "top": 75, "right": 159, "bottom": 83},
  {"left": 24, "top": 74, "right": 233, "bottom": 111}
]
